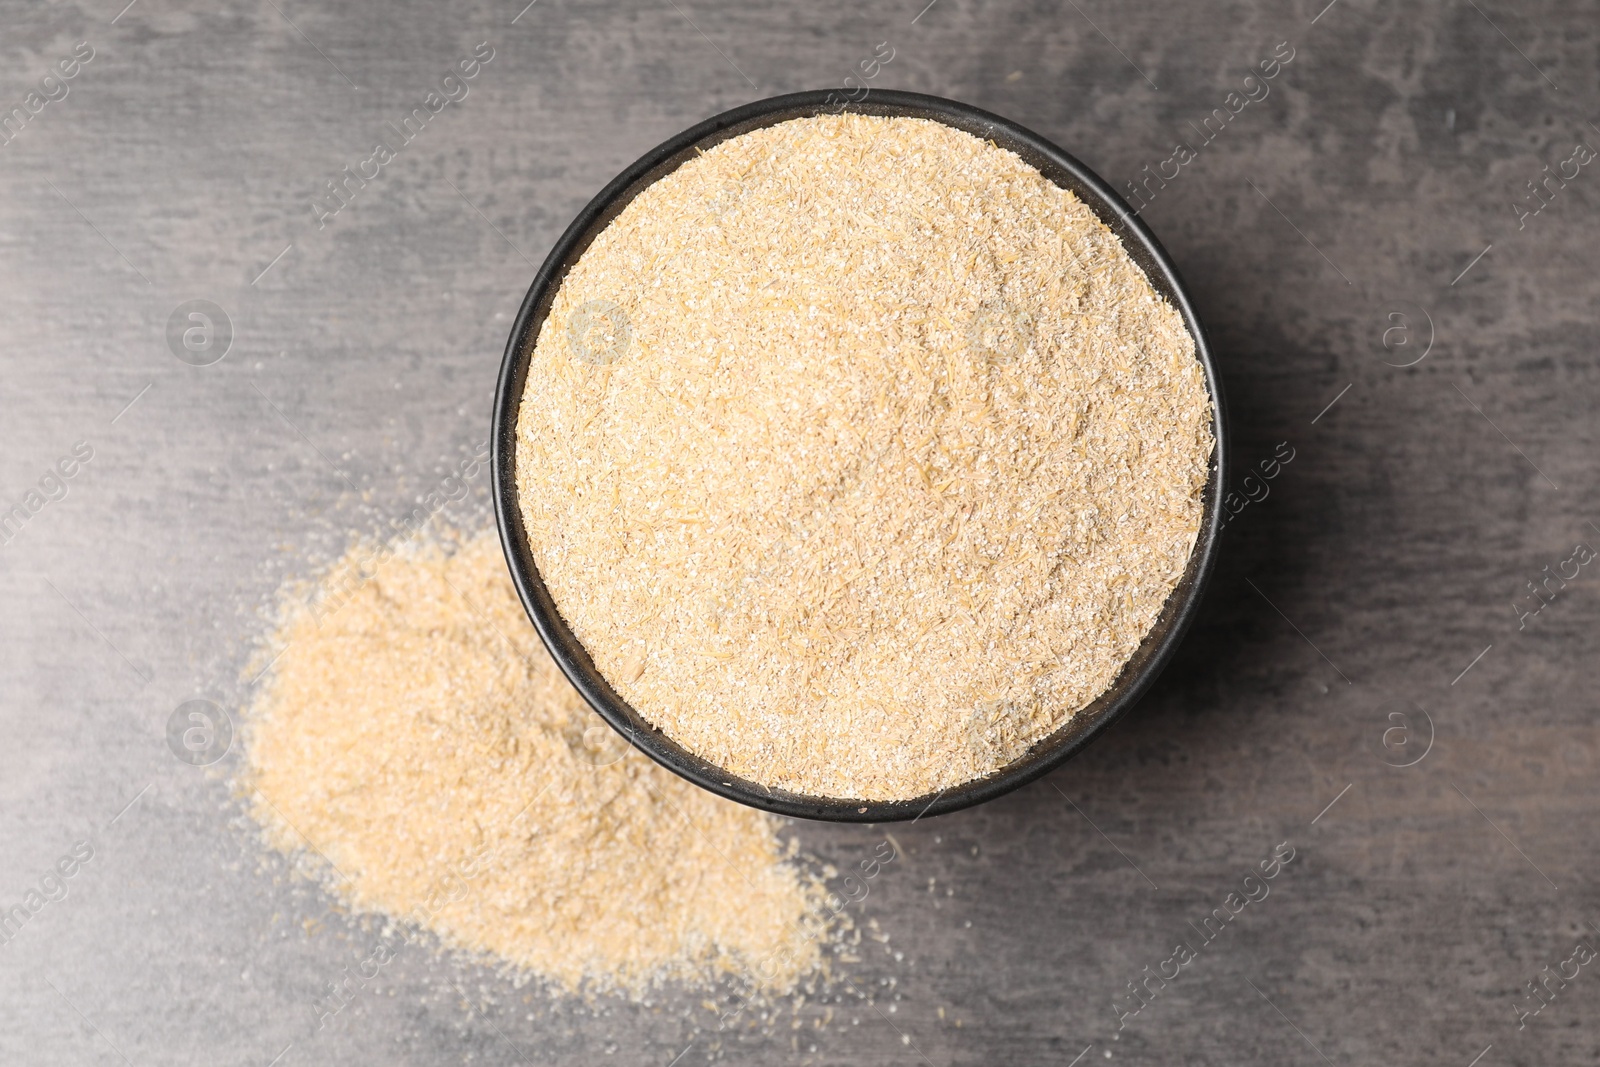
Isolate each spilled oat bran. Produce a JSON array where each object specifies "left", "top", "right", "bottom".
[{"left": 243, "top": 531, "right": 830, "bottom": 997}]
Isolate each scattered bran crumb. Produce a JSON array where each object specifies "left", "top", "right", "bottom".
[
  {"left": 516, "top": 112, "right": 1214, "bottom": 801},
  {"left": 243, "top": 530, "right": 831, "bottom": 998}
]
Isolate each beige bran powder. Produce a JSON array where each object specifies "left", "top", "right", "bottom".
[
  {"left": 515, "top": 113, "right": 1214, "bottom": 801},
  {"left": 243, "top": 531, "right": 831, "bottom": 997}
]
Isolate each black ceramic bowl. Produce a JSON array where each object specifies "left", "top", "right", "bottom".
[{"left": 493, "top": 89, "right": 1227, "bottom": 823}]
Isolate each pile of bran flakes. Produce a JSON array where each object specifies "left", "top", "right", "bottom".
[{"left": 243, "top": 531, "right": 834, "bottom": 999}]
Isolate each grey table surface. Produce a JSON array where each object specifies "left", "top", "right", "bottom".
[{"left": 3, "top": 0, "right": 1599, "bottom": 1064}]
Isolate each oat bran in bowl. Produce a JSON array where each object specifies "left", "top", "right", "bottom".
[{"left": 493, "top": 90, "right": 1226, "bottom": 822}]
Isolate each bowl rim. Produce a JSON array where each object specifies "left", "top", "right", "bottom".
[{"left": 492, "top": 88, "right": 1228, "bottom": 823}]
